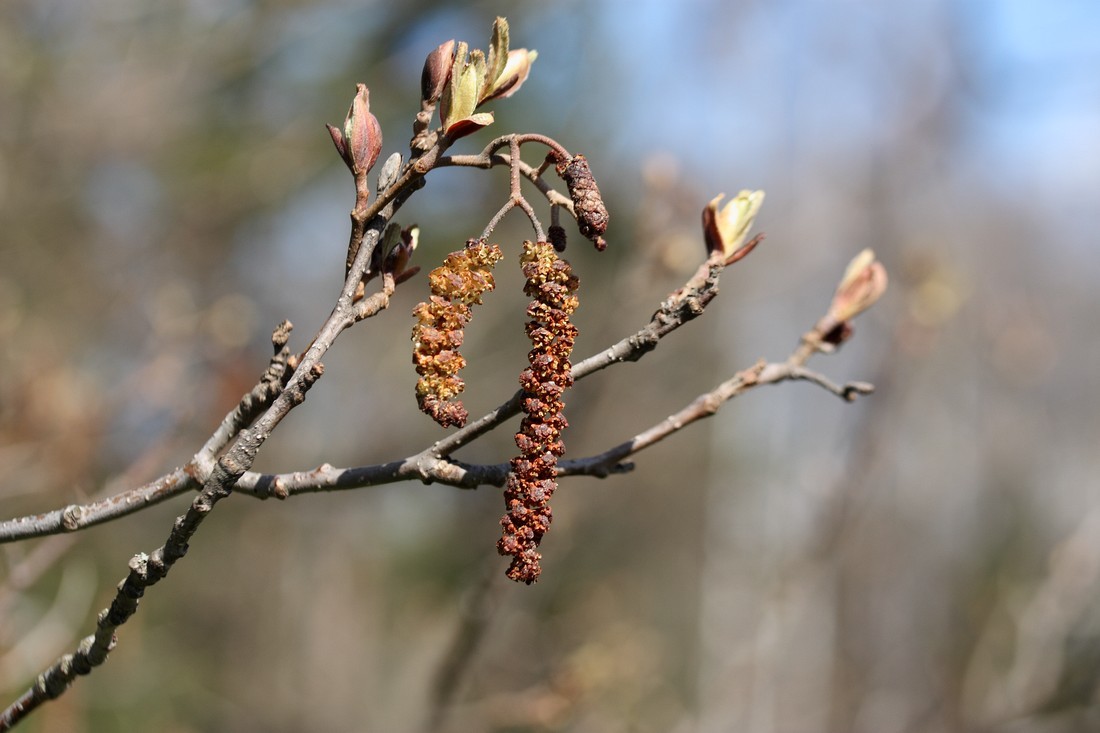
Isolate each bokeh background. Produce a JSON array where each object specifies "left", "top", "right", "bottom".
[{"left": 2, "top": 1, "right": 1098, "bottom": 731}]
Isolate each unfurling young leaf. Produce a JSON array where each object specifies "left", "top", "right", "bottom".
[{"left": 439, "top": 42, "right": 494, "bottom": 138}]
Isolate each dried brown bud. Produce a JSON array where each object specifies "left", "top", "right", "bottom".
[
  {"left": 556, "top": 155, "right": 609, "bottom": 251},
  {"left": 498, "top": 241, "right": 579, "bottom": 584},
  {"left": 412, "top": 239, "right": 503, "bottom": 428}
]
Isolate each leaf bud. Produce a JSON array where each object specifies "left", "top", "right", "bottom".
[
  {"left": 439, "top": 42, "right": 494, "bottom": 139},
  {"left": 421, "top": 39, "right": 455, "bottom": 105},
  {"left": 702, "top": 190, "right": 764, "bottom": 262},
  {"left": 828, "top": 248, "right": 888, "bottom": 323},
  {"left": 335, "top": 84, "right": 383, "bottom": 176}
]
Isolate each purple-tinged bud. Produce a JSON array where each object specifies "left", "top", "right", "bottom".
[
  {"left": 340, "top": 83, "right": 383, "bottom": 175},
  {"left": 421, "top": 39, "right": 455, "bottom": 105},
  {"left": 326, "top": 124, "right": 348, "bottom": 161}
]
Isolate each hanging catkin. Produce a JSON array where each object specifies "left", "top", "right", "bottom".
[{"left": 497, "top": 240, "right": 580, "bottom": 583}]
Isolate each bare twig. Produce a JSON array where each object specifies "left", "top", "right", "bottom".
[
  {"left": 0, "top": 327, "right": 293, "bottom": 544},
  {"left": 0, "top": 133, "right": 424, "bottom": 728},
  {"left": 0, "top": 253, "right": 723, "bottom": 541},
  {"left": 231, "top": 313, "right": 872, "bottom": 498},
  {"left": 441, "top": 139, "right": 576, "bottom": 213},
  {"left": 480, "top": 138, "right": 546, "bottom": 241}
]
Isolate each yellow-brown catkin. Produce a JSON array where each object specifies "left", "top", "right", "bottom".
[
  {"left": 497, "top": 241, "right": 579, "bottom": 583},
  {"left": 412, "top": 239, "right": 503, "bottom": 427}
]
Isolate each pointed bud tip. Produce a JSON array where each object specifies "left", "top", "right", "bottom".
[
  {"left": 342, "top": 84, "right": 383, "bottom": 175},
  {"left": 326, "top": 123, "right": 348, "bottom": 162},
  {"left": 828, "top": 249, "right": 888, "bottom": 322}
]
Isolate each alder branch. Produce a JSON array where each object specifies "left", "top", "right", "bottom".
[
  {"left": 0, "top": 245, "right": 870, "bottom": 544},
  {"left": 231, "top": 305, "right": 873, "bottom": 498},
  {"left": 0, "top": 328, "right": 293, "bottom": 543},
  {"left": 0, "top": 134, "right": 417, "bottom": 728},
  {"left": 439, "top": 146, "right": 576, "bottom": 214},
  {"left": 0, "top": 254, "right": 721, "bottom": 541},
  {"left": 554, "top": 360, "right": 874, "bottom": 480},
  {"left": 230, "top": 257, "right": 729, "bottom": 498},
  {"left": 0, "top": 18, "right": 890, "bottom": 726}
]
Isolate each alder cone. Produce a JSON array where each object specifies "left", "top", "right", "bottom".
[{"left": 556, "top": 154, "right": 608, "bottom": 251}]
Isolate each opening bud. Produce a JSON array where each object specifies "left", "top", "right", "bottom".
[
  {"left": 828, "top": 248, "right": 888, "bottom": 323},
  {"left": 439, "top": 42, "right": 494, "bottom": 139},
  {"left": 479, "top": 19, "right": 537, "bottom": 105},
  {"left": 702, "top": 190, "right": 765, "bottom": 262}
]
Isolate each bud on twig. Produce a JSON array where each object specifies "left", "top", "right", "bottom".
[
  {"left": 556, "top": 154, "right": 609, "bottom": 251},
  {"left": 481, "top": 49, "right": 537, "bottom": 104},
  {"left": 828, "top": 248, "right": 888, "bottom": 323},
  {"left": 439, "top": 42, "right": 494, "bottom": 139},
  {"left": 421, "top": 40, "right": 455, "bottom": 105},
  {"left": 479, "top": 18, "right": 537, "bottom": 105},
  {"left": 330, "top": 84, "right": 383, "bottom": 176},
  {"left": 702, "top": 190, "right": 765, "bottom": 263},
  {"left": 376, "top": 152, "right": 403, "bottom": 195},
  {"left": 386, "top": 225, "right": 420, "bottom": 284}
]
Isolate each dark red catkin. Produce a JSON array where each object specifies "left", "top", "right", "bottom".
[
  {"left": 412, "top": 239, "right": 503, "bottom": 428},
  {"left": 555, "top": 154, "right": 609, "bottom": 251},
  {"left": 498, "top": 241, "right": 580, "bottom": 583}
]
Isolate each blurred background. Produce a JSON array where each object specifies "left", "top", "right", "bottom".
[{"left": 1, "top": 0, "right": 1098, "bottom": 731}]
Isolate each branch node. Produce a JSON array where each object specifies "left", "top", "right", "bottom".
[
  {"left": 271, "top": 320, "right": 293, "bottom": 350},
  {"left": 60, "top": 505, "right": 83, "bottom": 532}
]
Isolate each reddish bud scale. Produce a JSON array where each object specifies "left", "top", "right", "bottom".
[
  {"left": 412, "top": 239, "right": 503, "bottom": 427},
  {"left": 555, "top": 155, "right": 609, "bottom": 251},
  {"left": 498, "top": 241, "right": 580, "bottom": 584}
]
